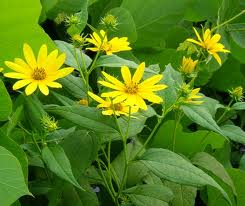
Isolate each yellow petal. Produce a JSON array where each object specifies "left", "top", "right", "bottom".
[
  {"left": 121, "top": 66, "right": 132, "bottom": 84},
  {"left": 37, "top": 44, "right": 47, "bottom": 69},
  {"left": 136, "top": 95, "right": 147, "bottom": 110},
  {"left": 139, "top": 92, "right": 163, "bottom": 103},
  {"left": 132, "top": 62, "right": 145, "bottom": 83},
  {"left": 193, "top": 27, "right": 203, "bottom": 43},
  {"left": 124, "top": 94, "right": 137, "bottom": 106},
  {"left": 98, "top": 80, "right": 123, "bottom": 91},
  {"left": 14, "top": 58, "right": 32, "bottom": 72},
  {"left": 5, "top": 61, "right": 30, "bottom": 74},
  {"left": 212, "top": 52, "right": 222, "bottom": 65},
  {"left": 45, "top": 49, "right": 59, "bottom": 71},
  {"left": 4, "top": 72, "right": 28, "bottom": 79},
  {"left": 112, "top": 94, "right": 128, "bottom": 104},
  {"left": 142, "top": 84, "right": 168, "bottom": 92},
  {"left": 186, "top": 38, "right": 203, "bottom": 46},
  {"left": 203, "top": 29, "right": 211, "bottom": 41},
  {"left": 25, "top": 82, "right": 38, "bottom": 95},
  {"left": 88, "top": 92, "right": 106, "bottom": 104},
  {"left": 53, "top": 53, "right": 66, "bottom": 71},
  {"left": 102, "top": 71, "right": 125, "bottom": 88},
  {"left": 101, "top": 91, "right": 122, "bottom": 98},
  {"left": 23, "top": 43, "right": 37, "bottom": 69},
  {"left": 46, "top": 81, "right": 62, "bottom": 88},
  {"left": 38, "top": 83, "right": 49, "bottom": 95},
  {"left": 102, "top": 110, "right": 113, "bottom": 116},
  {"left": 139, "top": 74, "right": 163, "bottom": 87},
  {"left": 13, "top": 79, "right": 31, "bottom": 90},
  {"left": 56, "top": 67, "right": 74, "bottom": 79}
]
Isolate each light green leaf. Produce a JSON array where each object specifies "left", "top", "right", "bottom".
[
  {"left": 55, "top": 40, "right": 92, "bottom": 70},
  {"left": 124, "top": 184, "right": 174, "bottom": 206},
  {"left": 164, "top": 181, "right": 197, "bottom": 206},
  {"left": 41, "top": 145, "right": 84, "bottom": 190},
  {"left": 0, "top": 79, "right": 12, "bottom": 121},
  {"left": 0, "top": 0, "right": 54, "bottom": 68},
  {"left": 221, "top": 124, "right": 245, "bottom": 144},
  {"left": 121, "top": 0, "right": 191, "bottom": 48},
  {"left": 232, "top": 102, "right": 245, "bottom": 110},
  {"left": 140, "top": 148, "right": 231, "bottom": 205},
  {"left": 181, "top": 104, "right": 224, "bottom": 137},
  {"left": 45, "top": 105, "right": 118, "bottom": 133},
  {"left": 0, "top": 146, "right": 31, "bottom": 206},
  {"left": 191, "top": 152, "right": 236, "bottom": 195}
]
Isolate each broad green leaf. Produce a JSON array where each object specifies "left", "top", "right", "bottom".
[
  {"left": 124, "top": 184, "right": 174, "bottom": 206},
  {"left": 55, "top": 40, "right": 92, "bottom": 70},
  {"left": 184, "top": 0, "right": 221, "bottom": 21},
  {"left": 228, "top": 23, "right": 245, "bottom": 48},
  {"left": 191, "top": 152, "right": 236, "bottom": 195},
  {"left": 51, "top": 91, "right": 76, "bottom": 106},
  {"left": 230, "top": 38, "right": 245, "bottom": 64},
  {"left": 221, "top": 124, "right": 245, "bottom": 144},
  {"left": 41, "top": 145, "right": 84, "bottom": 190},
  {"left": 0, "top": 131, "right": 28, "bottom": 182},
  {"left": 121, "top": 0, "right": 191, "bottom": 48},
  {"left": 104, "top": 7, "right": 137, "bottom": 42},
  {"left": 0, "top": 146, "right": 30, "bottom": 206},
  {"left": 164, "top": 181, "right": 196, "bottom": 206},
  {"left": 0, "top": 0, "right": 54, "bottom": 68},
  {"left": 181, "top": 104, "right": 224, "bottom": 136},
  {"left": 45, "top": 105, "right": 118, "bottom": 133},
  {"left": 0, "top": 79, "right": 12, "bottom": 121},
  {"left": 240, "top": 154, "right": 245, "bottom": 171},
  {"left": 140, "top": 148, "right": 231, "bottom": 205},
  {"left": 151, "top": 120, "right": 225, "bottom": 157},
  {"left": 41, "top": 0, "right": 85, "bottom": 19},
  {"left": 58, "top": 75, "right": 87, "bottom": 99},
  {"left": 232, "top": 102, "right": 245, "bottom": 110},
  {"left": 61, "top": 130, "right": 98, "bottom": 178},
  {"left": 159, "top": 64, "right": 183, "bottom": 110}
]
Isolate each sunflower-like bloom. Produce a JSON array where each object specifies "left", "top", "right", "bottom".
[
  {"left": 179, "top": 56, "right": 198, "bottom": 75},
  {"left": 86, "top": 30, "right": 131, "bottom": 55},
  {"left": 4, "top": 43, "right": 74, "bottom": 96},
  {"left": 98, "top": 62, "right": 167, "bottom": 110},
  {"left": 88, "top": 91, "right": 138, "bottom": 116},
  {"left": 187, "top": 28, "right": 230, "bottom": 65}
]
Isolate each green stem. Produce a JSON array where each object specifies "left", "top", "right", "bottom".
[
  {"left": 212, "top": 10, "right": 245, "bottom": 31},
  {"left": 172, "top": 111, "right": 182, "bottom": 152},
  {"left": 73, "top": 46, "right": 86, "bottom": 85}
]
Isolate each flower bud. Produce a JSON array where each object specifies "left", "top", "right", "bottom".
[
  {"left": 229, "top": 86, "right": 244, "bottom": 102},
  {"left": 78, "top": 99, "right": 89, "bottom": 106},
  {"left": 100, "top": 14, "right": 118, "bottom": 30},
  {"left": 179, "top": 56, "right": 198, "bottom": 76},
  {"left": 41, "top": 115, "right": 58, "bottom": 132}
]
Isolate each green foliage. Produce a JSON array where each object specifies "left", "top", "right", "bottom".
[{"left": 0, "top": 79, "right": 12, "bottom": 121}]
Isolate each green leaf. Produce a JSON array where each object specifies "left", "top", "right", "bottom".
[
  {"left": 0, "top": 79, "right": 12, "bottom": 121},
  {"left": 58, "top": 75, "right": 87, "bottom": 99},
  {"left": 104, "top": 7, "right": 137, "bottom": 42},
  {"left": 164, "top": 181, "right": 197, "bottom": 206},
  {"left": 140, "top": 148, "right": 231, "bottom": 205},
  {"left": 124, "top": 184, "right": 174, "bottom": 206},
  {"left": 0, "top": 131, "right": 28, "bottom": 182},
  {"left": 41, "top": 145, "right": 84, "bottom": 190},
  {"left": 121, "top": 0, "right": 191, "bottom": 48},
  {"left": 55, "top": 40, "right": 92, "bottom": 70},
  {"left": 181, "top": 104, "right": 224, "bottom": 136},
  {"left": 61, "top": 130, "right": 98, "bottom": 178},
  {"left": 228, "top": 23, "right": 245, "bottom": 48},
  {"left": 232, "top": 102, "right": 245, "bottom": 110},
  {"left": 45, "top": 105, "right": 118, "bottom": 133},
  {"left": 41, "top": 0, "right": 86, "bottom": 19},
  {"left": 0, "top": 0, "right": 54, "bottom": 68},
  {"left": 191, "top": 152, "right": 236, "bottom": 195},
  {"left": 230, "top": 38, "right": 245, "bottom": 64},
  {"left": 159, "top": 64, "right": 183, "bottom": 110},
  {"left": 0, "top": 146, "right": 31, "bottom": 206},
  {"left": 151, "top": 120, "right": 225, "bottom": 157},
  {"left": 221, "top": 124, "right": 245, "bottom": 144}
]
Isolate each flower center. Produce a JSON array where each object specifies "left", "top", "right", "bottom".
[
  {"left": 32, "top": 68, "right": 46, "bottom": 80},
  {"left": 113, "top": 103, "right": 123, "bottom": 111},
  {"left": 125, "top": 83, "right": 138, "bottom": 94}
]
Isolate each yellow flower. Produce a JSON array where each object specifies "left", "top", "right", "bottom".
[
  {"left": 0, "top": 68, "right": 3, "bottom": 73},
  {"left": 88, "top": 91, "right": 138, "bottom": 116},
  {"left": 180, "top": 84, "right": 203, "bottom": 105},
  {"left": 180, "top": 56, "right": 198, "bottom": 75},
  {"left": 187, "top": 28, "right": 230, "bottom": 65},
  {"left": 98, "top": 62, "right": 167, "bottom": 110},
  {"left": 86, "top": 30, "right": 131, "bottom": 55},
  {"left": 4, "top": 43, "right": 74, "bottom": 96}
]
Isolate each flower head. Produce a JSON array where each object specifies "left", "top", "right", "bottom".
[
  {"left": 98, "top": 62, "right": 167, "bottom": 110},
  {"left": 88, "top": 91, "right": 138, "bottom": 116},
  {"left": 72, "top": 34, "right": 86, "bottom": 48},
  {"left": 86, "top": 30, "right": 131, "bottom": 55},
  {"left": 41, "top": 115, "right": 59, "bottom": 132},
  {"left": 179, "top": 56, "right": 198, "bottom": 75},
  {"left": 187, "top": 28, "right": 230, "bottom": 65},
  {"left": 229, "top": 86, "right": 244, "bottom": 102},
  {"left": 65, "top": 14, "right": 80, "bottom": 26},
  {"left": 180, "top": 83, "right": 203, "bottom": 105},
  {"left": 4, "top": 43, "right": 74, "bottom": 96},
  {"left": 100, "top": 14, "right": 118, "bottom": 30}
]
